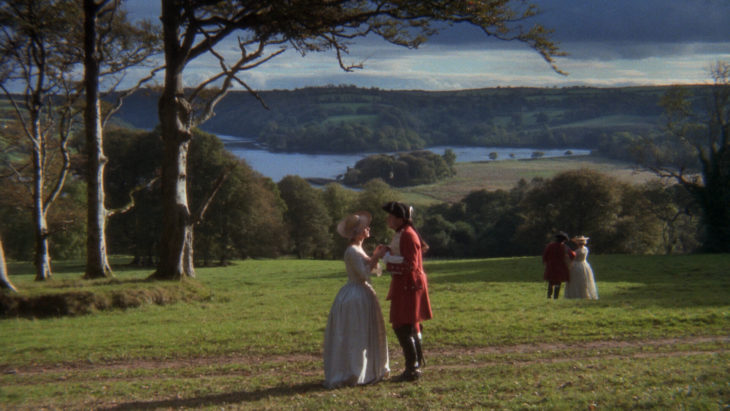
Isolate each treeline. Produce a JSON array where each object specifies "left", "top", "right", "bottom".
[
  {"left": 0, "top": 126, "right": 701, "bottom": 264},
  {"left": 111, "top": 85, "right": 716, "bottom": 159},
  {"left": 418, "top": 170, "right": 700, "bottom": 257},
  {"left": 0, "top": 127, "right": 396, "bottom": 265}
]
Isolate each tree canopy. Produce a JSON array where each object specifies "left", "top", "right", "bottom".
[
  {"left": 152, "top": 0, "right": 564, "bottom": 279},
  {"left": 636, "top": 61, "right": 730, "bottom": 252}
]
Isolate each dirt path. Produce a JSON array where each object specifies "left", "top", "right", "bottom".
[
  {"left": 3, "top": 335, "right": 727, "bottom": 411},
  {"left": 5, "top": 335, "right": 728, "bottom": 378}
]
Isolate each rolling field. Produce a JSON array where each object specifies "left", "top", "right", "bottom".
[
  {"left": 1, "top": 254, "right": 728, "bottom": 409},
  {"left": 400, "top": 155, "right": 658, "bottom": 205}
]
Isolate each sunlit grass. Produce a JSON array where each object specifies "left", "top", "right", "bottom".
[{"left": 1, "top": 253, "right": 728, "bottom": 409}]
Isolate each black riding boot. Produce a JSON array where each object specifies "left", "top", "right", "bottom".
[
  {"left": 394, "top": 326, "right": 420, "bottom": 381},
  {"left": 547, "top": 283, "right": 553, "bottom": 299},
  {"left": 553, "top": 283, "right": 561, "bottom": 299},
  {"left": 414, "top": 332, "right": 425, "bottom": 368}
]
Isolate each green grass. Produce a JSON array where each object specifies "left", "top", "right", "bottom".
[{"left": 1, "top": 254, "right": 728, "bottom": 409}]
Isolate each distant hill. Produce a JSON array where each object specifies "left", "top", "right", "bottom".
[{"left": 108, "top": 85, "right": 713, "bottom": 154}]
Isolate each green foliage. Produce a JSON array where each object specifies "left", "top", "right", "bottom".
[
  {"left": 104, "top": 127, "right": 163, "bottom": 265},
  {"left": 104, "top": 127, "right": 289, "bottom": 265},
  {"left": 634, "top": 64, "right": 730, "bottom": 252},
  {"left": 278, "top": 175, "right": 333, "bottom": 258},
  {"left": 0, "top": 121, "right": 704, "bottom": 264},
  {"left": 46, "top": 179, "right": 86, "bottom": 260},
  {"left": 193, "top": 144, "right": 288, "bottom": 263},
  {"left": 352, "top": 179, "right": 398, "bottom": 246},
  {"left": 112, "top": 86, "right": 695, "bottom": 158},
  {"left": 343, "top": 150, "right": 456, "bottom": 187},
  {"left": 0, "top": 157, "right": 86, "bottom": 262},
  {"left": 419, "top": 169, "right": 697, "bottom": 258},
  {"left": 188, "top": 130, "right": 288, "bottom": 264},
  {"left": 643, "top": 182, "right": 702, "bottom": 254}
]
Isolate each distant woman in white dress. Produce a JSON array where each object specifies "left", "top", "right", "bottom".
[
  {"left": 565, "top": 236, "right": 598, "bottom": 299},
  {"left": 323, "top": 211, "right": 389, "bottom": 388}
]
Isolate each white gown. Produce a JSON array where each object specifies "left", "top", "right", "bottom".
[
  {"left": 565, "top": 246, "right": 599, "bottom": 299},
  {"left": 323, "top": 245, "right": 389, "bottom": 388}
]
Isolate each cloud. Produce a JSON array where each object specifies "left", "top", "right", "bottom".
[
  {"left": 536, "top": 0, "right": 730, "bottom": 44},
  {"left": 119, "top": 0, "right": 730, "bottom": 90},
  {"left": 170, "top": 35, "right": 728, "bottom": 91},
  {"left": 560, "top": 41, "right": 730, "bottom": 61},
  {"left": 426, "top": 0, "right": 730, "bottom": 58}
]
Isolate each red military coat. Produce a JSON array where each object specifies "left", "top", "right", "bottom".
[
  {"left": 542, "top": 241, "right": 575, "bottom": 282},
  {"left": 385, "top": 224, "right": 433, "bottom": 329}
]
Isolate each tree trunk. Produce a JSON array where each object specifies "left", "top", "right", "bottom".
[
  {"left": 151, "top": 0, "right": 198, "bottom": 280},
  {"left": 698, "top": 157, "right": 730, "bottom": 252},
  {"left": 151, "top": 77, "right": 195, "bottom": 279},
  {"left": 83, "top": 0, "right": 113, "bottom": 279},
  {"left": 152, "top": 120, "right": 196, "bottom": 279},
  {"left": 0, "top": 237, "right": 17, "bottom": 292},
  {"left": 31, "top": 115, "right": 52, "bottom": 281}
]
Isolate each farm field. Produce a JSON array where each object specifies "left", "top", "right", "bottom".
[
  {"left": 1, "top": 254, "right": 728, "bottom": 410},
  {"left": 400, "top": 155, "right": 658, "bottom": 205}
]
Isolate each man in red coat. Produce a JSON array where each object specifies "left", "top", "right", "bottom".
[
  {"left": 375, "top": 201, "right": 433, "bottom": 382},
  {"left": 542, "top": 232, "right": 575, "bottom": 299}
]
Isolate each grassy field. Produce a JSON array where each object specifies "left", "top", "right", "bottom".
[
  {"left": 1, "top": 254, "right": 728, "bottom": 410},
  {"left": 400, "top": 155, "right": 658, "bottom": 206}
]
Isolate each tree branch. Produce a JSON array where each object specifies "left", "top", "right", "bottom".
[
  {"left": 107, "top": 176, "right": 159, "bottom": 217},
  {"left": 102, "top": 65, "right": 165, "bottom": 127},
  {"left": 192, "top": 164, "right": 236, "bottom": 225}
]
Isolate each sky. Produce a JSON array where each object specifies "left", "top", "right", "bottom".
[{"left": 126, "top": 0, "right": 730, "bottom": 91}]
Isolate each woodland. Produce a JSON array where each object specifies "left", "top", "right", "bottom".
[{"left": 113, "top": 85, "right": 707, "bottom": 157}]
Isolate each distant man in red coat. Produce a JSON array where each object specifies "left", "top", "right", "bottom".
[
  {"left": 543, "top": 231, "right": 575, "bottom": 299},
  {"left": 374, "top": 201, "right": 432, "bottom": 382}
]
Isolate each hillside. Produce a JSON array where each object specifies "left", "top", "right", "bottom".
[{"left": 109, "top": 85, "right": 714, "bottom": 154}]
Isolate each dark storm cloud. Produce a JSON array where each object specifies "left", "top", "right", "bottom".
[
  {"left": 427, "top": 0, "right": 730, "bottom": 52},
  {"left": 125, "top": 0, "right": 729, "bottom": 46},
  {"left": 536, "top": 0, "right": 730, "bottom": 43}
]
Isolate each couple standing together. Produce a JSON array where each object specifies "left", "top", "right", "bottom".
[
  {"left": 543, "top": 232, "right": 598, "bottom": 300},
  {"left": 323, "top": 201, "right": 432, "bottom": 389}
]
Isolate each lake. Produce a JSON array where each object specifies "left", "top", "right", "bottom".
[{"left": 219, "top": 134, "right": 591, "bottom": 182}]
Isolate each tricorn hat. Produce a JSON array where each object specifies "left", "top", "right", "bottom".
[
  {"left": 382, "top": 201, "right": 411, "bottom": 220},
  {"left": 554, "top": 231, "right": 569, "bottom": 241},
  {"left": 337, "top": 211, "right": 372, "bottom": 239}
]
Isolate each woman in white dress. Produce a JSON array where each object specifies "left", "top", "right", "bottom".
[
  {"left": 565, "top": 236, "right": 599, "bottom": 299},
  {"left": 323, "top": 211, "right": 390, "bottom": 388}
]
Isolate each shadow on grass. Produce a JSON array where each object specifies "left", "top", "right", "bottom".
[
  {"left": 423, "top": 255, "right": 730, "bottom": 309},
  {"left": 100, "top": 381, "right": 325, "bottom": 410}
]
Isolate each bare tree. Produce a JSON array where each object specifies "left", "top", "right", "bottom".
[
  {"left": 152, "top": 0, "right": 564, "bottom": 280},
  {"left": 81, "top": 0, "right": 160, "bottom": 279},
  {"left": 0, "top": 0, "right": 80, "bottom": 280}
]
